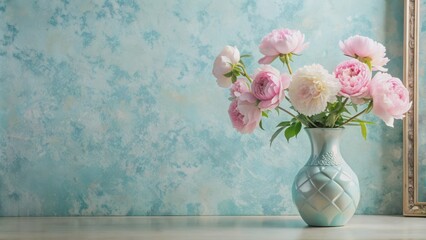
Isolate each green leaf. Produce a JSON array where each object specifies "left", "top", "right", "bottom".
[
  {"left": 232, "top": 69, "right": 242, "bottom": 76},
  {"left": 279, "top": 55, "right": 286, "bottom": 64},
  {"left": 284, "top": 121, "right": 302, "bottom": 142},
  {"left": 270, "top": 127, "right": 285, "bottom": 146},
  {"left": 239, "top": 60, "right": 246, "bottom": 67},
  {"left": 294, "top": 121, "right": 302, "bottom": 135},
  {"left": 223, "top": 71, "right": 233, "bottom": 77},
  {"left": 231, "top": 75, "right": 237, "bottom": 83},
  {"left": 259, "top": 120, "right": 265, "bottom": 130},
  {"left": 342, "top": 107, "right": 350, "bottom": 114},
  {"left": 334, "top": 115, "right": 345, "bottom": 126},
  {"left": 366, "top": 101, "right": 374, "bottom": 113},
  {"left": 357, "top": 56, "right": 373, "bottom": 71},
  {"left": 275, "top": 107, "right": 280, "bottom": 115},
  {"left": 365, "top": 60, "right": 372, "bottom": 71},
  {"left": 240, "top": 54, "right": 251, "bottom": 58},
  {"left": 329, "top": 101, "right": 345, "bottom": 115},
  {"left": 325, "top": 112, "right": 340, "bottom": 127},
  {"left": 291, "top": 117, "right": 299, "bottom": 123},
  {"left": 276, "top": 121, "right": 291, "bottom": 128},
  {"left": 284, "top": 125, "right": 296, "bottom": 142},
  {"left": 262, "top": 111, "right": 269, "bottom": 118},
  {"left": 310, "top": 112, "right": 326, "bottom": 122},
  {"left": 351, "top": 119, "right": 375, "bottom": 125},
  {"left": 360, "top": 121, "right": 367, "bottom": 140},
  {"left": 288, "top": 53, "right": 294, "bottom": 62}
]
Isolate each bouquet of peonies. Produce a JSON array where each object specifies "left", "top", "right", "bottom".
[{"left": 212, "top": 29, "right": 412, "bottom": 144}]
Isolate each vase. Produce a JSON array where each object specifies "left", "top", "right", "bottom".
[{"left": 292, "top": 128, "right": 360, "bottom": 227}]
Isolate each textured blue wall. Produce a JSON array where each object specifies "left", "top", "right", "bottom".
[{"left": 0, "top": 0, "right": 404, "bottom": 216}]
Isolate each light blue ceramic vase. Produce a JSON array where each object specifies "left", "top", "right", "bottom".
[{"left": 292, "top": 128, "right": 360, "bottom": 227}]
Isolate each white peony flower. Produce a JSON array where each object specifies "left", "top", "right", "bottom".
[
  {"left": 288, "top": 64, "right": 341, "bottom": 116},
  {"left": 212, "top": 46, "right": 240, "bottom": 88}
]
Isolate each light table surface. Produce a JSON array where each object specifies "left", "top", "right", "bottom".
[{"left": 0, "top": 215, "right": 425, "bottom": 240}]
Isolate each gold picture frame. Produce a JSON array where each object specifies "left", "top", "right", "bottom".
[{"left": 403, "top": 0, "right": 426, "bottom": 216}]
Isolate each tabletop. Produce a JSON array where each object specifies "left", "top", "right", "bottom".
[{"left": 0, "top": 215, "right": 425, "bottom": 240}]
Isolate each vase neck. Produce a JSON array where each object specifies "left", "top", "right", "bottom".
[{"left": 305, "top": 128, "right": 344, "bottom": 166}]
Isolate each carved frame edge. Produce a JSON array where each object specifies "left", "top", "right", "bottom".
[{"left": 403, "top": 0, "right": 426, "bottom": 216}]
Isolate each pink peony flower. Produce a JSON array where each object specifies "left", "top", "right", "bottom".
[
  {"left": 339, "top": 35, "right": 390, "bottom": 71},
  {"left": 334, "top": 59, "right": 372, "bottom": 103},
  {"left": 370, "top": 72, "right": 412, "bottom": 127},
  {"left": 258, "top": 29, "right": 308, "bottom": 64},
  {"left": 230, "top": 78, "right": 250, "bottom": 98},
  {"left": 212, "top": 46, "right": 240, "bottom": 88},
  {"left": 251, "top": 65, "right": 290, "bottom": 110},
  {"left": 288, "top": 64, "right": 341, "bottom": 116},
  {"left": 228, "top": 93, "right": 262, "bottom": 134}
]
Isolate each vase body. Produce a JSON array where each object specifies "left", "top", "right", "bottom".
[{"left": 292, "top": 128, "right": 360, "bottom": 227}]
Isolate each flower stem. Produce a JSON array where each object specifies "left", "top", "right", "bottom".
[
  {"left": 278, "top": 106, "right": 296, "bottom": 118},
  {"left": 240, "top": 65, "right": 253, "bottom": 83},
  {"left": 341, "top": 98, "right": 349, "bottom": 109},
  {"left": 303, "top": 115, "right": 319, "bottom": 128},
  {"left": 340, "top": 101, "right": 372, "bottom": 126},
  {"left": 277, "top": 106, "right": 307, "bottom": 127},
  {"left": 282, "top": 97, "right": 317, "bottom": 127},
  {"left": 284, "top": 54, "right": 293, "bottom": 75},
  {"left": 285, "top": 61, "right": 293, "bottom": 75},
  {"left": 328, "top": 97, "right": 349, "bottom": 127},
  {"left": 279, "top": 54, "right": 293, "bottom": 75}
]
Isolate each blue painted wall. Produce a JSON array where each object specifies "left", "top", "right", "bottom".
[{"left": 0, "top": 0, "right": 404, "bottom": 216}]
